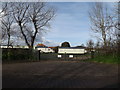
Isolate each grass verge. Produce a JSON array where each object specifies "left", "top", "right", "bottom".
[{"left": 87, "top": 54, "right": 119, "bottom": 64}]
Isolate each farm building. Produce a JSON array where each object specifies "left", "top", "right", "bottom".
[
  {"left": 58, "top": 47, "right": 87, "bottom": 54},
  {"left": 58, "top": 47, "right": 87, "bottom": 58}
]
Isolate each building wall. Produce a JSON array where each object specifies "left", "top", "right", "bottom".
[
  {"left": 0, "top": 46, "right": 12, "bottom": 48},
  {"left": 58, "top": 48, "right": 86, "bottom": 54},
  {"left": 36, "top": 48, "right": 54, "bottom": 53},
  {"left": 12, "top": 46, "right": 29, "bottom": 48},
  {"left": 0, "top": 45, "right": 35, "bottom": 49}
]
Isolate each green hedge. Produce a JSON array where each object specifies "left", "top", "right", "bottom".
[{"left": 2, "top": 48, "right": 39, "bottom": 62}]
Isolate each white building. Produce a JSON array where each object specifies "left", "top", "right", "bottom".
[
  {"left": 0, "top": 45, "right": 29, "bottom": 49},
  {"left": 58, "top": 47, "right": 87, "bottom": 54},
  {"left": 58, "top": 47, "right": 87, "bottom": 58},
  {"left": 35, "top": 46, "right": 54, "bottom": 53},
  {"left": 0, "top": 45, "right": 12, "bottom": 48},
  {"left": 12, "top": 46, "right": 29, "bottom": 49}
]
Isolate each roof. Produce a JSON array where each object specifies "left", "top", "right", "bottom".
[
  {"left": 37, "top": 44, "right": 46, "bottom": 47},
  {"left": 36, "top": 46, "right": 48, "bottom": 48},
  {"left": 48, "top": 47, "right": 56, "bottom": 48},
  {"left": 59, "top": 47, "right": 86, "bottom": 49}
]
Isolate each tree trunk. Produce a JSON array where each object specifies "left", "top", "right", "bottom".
[
  {"left": 102, "top": 29, "right": 107, "bottom": 47},
  {"left": 7, "top": 29, "right": 10, "bottom": 48},
  {"left": 19, "top": 23, "right": 31, "bottom": 48}
]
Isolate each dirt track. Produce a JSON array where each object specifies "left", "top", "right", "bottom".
[{"left": 2, "top": 61, "right": 119, "bottom": 88}]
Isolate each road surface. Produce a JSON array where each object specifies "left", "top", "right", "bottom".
[{"left": 2, "top": 61, "right": 119, "bottom": 88}]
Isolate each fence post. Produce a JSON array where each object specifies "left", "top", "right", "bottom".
[
  {"left": 91, "top": 51, "right": 94, "bottom": 59},
  {"left": 65, "top": 52, "right": 66, "bottom": 60},
  {"left": 38, "top": 50, "right": 41, "bottom": 61}
]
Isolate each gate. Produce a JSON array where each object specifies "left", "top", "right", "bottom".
[
  {"left": 39, "top": 53, "right": 58, "bottom": 61},
  {"left": 39, "top": 52, "right": 91, "bottom": 61}
]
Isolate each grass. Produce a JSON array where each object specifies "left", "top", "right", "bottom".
[{"left": 87, "top": 54, "right": 120, "bottom": 64}]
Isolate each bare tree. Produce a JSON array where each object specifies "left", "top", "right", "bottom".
[
  {"left": 0, "top": 3, "right": 8, "bottom": 46},
  {"left": 118, "top": 2, "right": 120, "bottom": 54},
  {"left": 1, "top": 3, "right": 15, "bottom": 47},
  {"left": 11, "top": 2, "right": 30, "bottom": 48},
  {"left": 86, "top": 39, "right": 94, "bottom": 52},
  {"left": 0, "top": 3, "right": 14, "bottom": 18},
  {"left": 27, "top": 2, "right": 55, "bottom": 48},
  {"left": 10, "top": 2, "right": 55, "bottom": 49},
  {"left": 89, "top": 2, "right": 114, "bottom": 48},
  {"left": 1, "top": 14, "right": 14, "bottom": 47},
  {"left": 0, "top": 3, "right": 7, "bottom": 18},
  {"left": 115, "top": 2, "right": 120, "bottom": 44},
  {"left": 95, "top": 40, "right": 100, "bottom": 49},
  {"left": 114, "top": 1, "right": 120, "bottom": 57},
  {"left": 114, "top": 1, "right": 120, "bottom": 30}
]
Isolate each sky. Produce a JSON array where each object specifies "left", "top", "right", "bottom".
[
  {"left": 38, "top": 2, "right": 115, "bottom": 47},
  {"left": 0, "top": 2, "right": 115, "bottom": 47}
]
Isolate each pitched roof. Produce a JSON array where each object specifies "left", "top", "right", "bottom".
[{"left": 37, "top": 44, "right": 46, "bottom": 47}]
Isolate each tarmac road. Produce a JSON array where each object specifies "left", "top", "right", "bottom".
[{"left": 2, "top": 61, "right": 119, "bottom": 88}]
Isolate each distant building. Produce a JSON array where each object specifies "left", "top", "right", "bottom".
[
  {"left": 0, "top": 45, "right": 13, "bottom": 48},
  {"left": 35, "top": 45, "right": 54, "bottom": 53},
  {"left": 58, "top": 47, "right": 87, "bottom": 54},
  {"left": 37, "top": 44, "right": 46, "bottom": 47},
  {"left": 58, "top": 47, "right": 87, "bottom": 58},
  {"left": 0, "top": 45, "right": 29, "bottom": 49},
  {"left": 13, "top": 46, "right": 29, "bottom": 49}
]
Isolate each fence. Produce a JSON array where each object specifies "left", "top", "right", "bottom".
[
  {"left": 2, "top": 48, "right": 92, "bottom": 62},
  {"left": 39, "top": 53, "right": 58, "bottom": 61},
  {"left": 40, "top": 52, "right": 91, "bottom": 61}
]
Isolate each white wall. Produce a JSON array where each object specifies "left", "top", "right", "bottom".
[
  {"left": 58, "top": 48, "right": 86, "bottom": 54},
  {"left": 0, "top": 46, "right": 12, "bottom": 48},
  {"left": 0, "top": 46, "right": 29, "bottom": 48},
  {"left": 37, "top": 48, "right": 54, "bottom": 53}
]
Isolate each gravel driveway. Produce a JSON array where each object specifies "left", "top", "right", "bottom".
[{"left": 2, "top": 61, "right": 119, "bottom": 88}]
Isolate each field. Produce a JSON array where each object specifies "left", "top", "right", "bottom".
[{"left": 2, "top": 60, "right": 119, "bottom": 88}]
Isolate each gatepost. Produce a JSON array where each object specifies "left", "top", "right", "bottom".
[
  {"left": 38, "top": 50, "right": 41, "bottom": 61},
  {"left": 65, "top": 52, "right": 66, "bottom": 60},
  {"left": 91, "top": 51, "right": 94, "bottom": 59}
]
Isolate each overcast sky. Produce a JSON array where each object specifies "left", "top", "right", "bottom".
[{"left": 39, "top": 2, "right": 115, "bottom": 47}]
